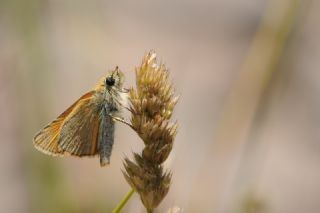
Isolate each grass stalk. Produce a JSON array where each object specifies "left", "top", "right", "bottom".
[{"left": 112, "top": 189, "right": 135, "bottom": 213}]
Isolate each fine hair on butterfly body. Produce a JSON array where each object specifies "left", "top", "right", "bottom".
[{"left": 33, "top": 67, "right": 127, "bottom": 166}]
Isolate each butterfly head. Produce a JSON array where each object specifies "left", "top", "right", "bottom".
[{"left": 105, "top": 66, "right": 124, "bottom": 90}]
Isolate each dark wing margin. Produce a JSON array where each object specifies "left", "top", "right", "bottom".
[{"left": 33, "top": 91, "right": 95, "bottom": 156}]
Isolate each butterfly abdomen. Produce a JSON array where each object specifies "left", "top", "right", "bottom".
[{"left": 98, "top": 106, "right": 116, "bottom": 166}]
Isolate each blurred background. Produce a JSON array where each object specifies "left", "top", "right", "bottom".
[{"left": 0, "top": 0, "right": 319, "bottom": 212}]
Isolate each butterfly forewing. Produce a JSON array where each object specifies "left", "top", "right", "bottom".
[{"left": 33, "top": 117, "right": 64, "bottom": 156}]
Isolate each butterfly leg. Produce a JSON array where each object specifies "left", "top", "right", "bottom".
[{"left": 109, "top": 115, "right": 135, "bottom": 130}]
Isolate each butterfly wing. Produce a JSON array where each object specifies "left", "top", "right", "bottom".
[
  {"left": 57, "top": 93, "right": 103, "bottom": 157},
  {"left": 33, "top": 91, "right": 100, "bottom": 156}
]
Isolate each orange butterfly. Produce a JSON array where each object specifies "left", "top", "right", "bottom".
[{"left": 33, "top": 67, "right": 127, "bottom": 166}]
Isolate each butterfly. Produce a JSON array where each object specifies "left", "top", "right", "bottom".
[{"left": 33, "top": 67, "right": 128, "bottom": 166}]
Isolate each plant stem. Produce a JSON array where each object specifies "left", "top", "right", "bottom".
[
  {"left": 112, "top": 188, "right": 135, "bottom": 213},
  {"left": 147, "top": 209, "right": 153, "bottom": 213}
]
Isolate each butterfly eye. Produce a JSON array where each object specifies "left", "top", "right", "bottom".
[{"left": 106, "top": 77, "right": 115, "bottom": 86}]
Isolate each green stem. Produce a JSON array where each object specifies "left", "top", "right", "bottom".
[
  {"left": 147, "top": 209, "right": 153, "bottom": 213},
  {"left": 112, "top": 189, "right": 135, "bottom": 213}
]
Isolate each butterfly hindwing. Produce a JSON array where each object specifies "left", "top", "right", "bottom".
[
  {"left": 33, "top": 91, "right": 98, "bottom": 156},
  {"left": 58, "top": 92, "right": 104, "bottom": 157}
]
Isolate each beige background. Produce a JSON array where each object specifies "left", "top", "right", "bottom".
[{"left": 1, "top": 0, "right": 320, "bottom": 212}]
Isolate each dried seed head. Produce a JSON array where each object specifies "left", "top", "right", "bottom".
[
  {"left": 123, "top": 51, "right": 178, "bottom": 210},
  {"left": 123, "top": 154, "right": 172, "bottom": 210}
]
